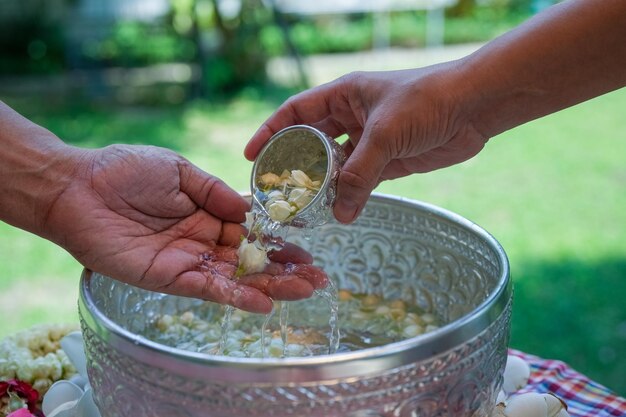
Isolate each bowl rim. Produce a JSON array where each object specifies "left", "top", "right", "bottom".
[{"left": 79, "top": 192, "right": 511, "bottom": 382}]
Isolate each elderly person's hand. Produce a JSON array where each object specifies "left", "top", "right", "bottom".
[
  {"left": 50, "top": 145, "right": 326, "bottom": 313},
  {"left": 0, "top": 102, "right": 326, "bottom": 314}
]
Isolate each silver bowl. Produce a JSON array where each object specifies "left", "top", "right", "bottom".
[{"left": 79, "top": 193, "right": 512, "bottom": 417}]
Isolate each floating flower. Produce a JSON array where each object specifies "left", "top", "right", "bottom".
[
  {"left": 266, "top": 190, "right": 287, "bottom": 203},
  {"left": 287, "top": 187, "right": 313, "bottom": 209},
  {"left": 258, "top": 172, "right": 282, "bottom": 187},
  {"left": 266, "top": 200, "right": 294, "bottom": 222},
  {"left": 289, "top": 170, "right": 320, "bottom": 190},
  {"left": 255, "top": 168, "right": 323, "bottom": 224}
]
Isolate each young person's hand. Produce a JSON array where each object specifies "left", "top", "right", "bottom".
[{"left": 246, "top": 0, "right": 626, "bottom": 224}]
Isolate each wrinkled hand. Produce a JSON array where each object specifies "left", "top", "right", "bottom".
[
  {"left": 245, "top": 65, "right": 488, "bottom": 223},
  {"left": 44, "top": 145, "right": 327, "bottom": 314}
]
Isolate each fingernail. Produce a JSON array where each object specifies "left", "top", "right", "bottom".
[{"left": 334, "top": 199, "right": 359, "bottom": 223}]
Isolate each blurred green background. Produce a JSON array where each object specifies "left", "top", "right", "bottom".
[{"left": 1, "top": 0, "right": 624, "bottom": 396}]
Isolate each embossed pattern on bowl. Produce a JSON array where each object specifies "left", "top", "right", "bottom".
[{"left": 79, "top": 193, "right": 512, "bottom": 417}]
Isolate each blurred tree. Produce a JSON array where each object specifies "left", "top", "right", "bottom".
[
  {"left": 204, "top": 0, "right": 270, "bottom": 94},
  {"left": 1, "top": 0, "right": 551, "bottom": 99},
  {"left": 446, "top": 0, "right": 476, "bottom": 18},
  {"left": 446, "top": 0, "right": 561, "bottom": 18},
  {"left": 0, "top": 0, "right": 69, "bottom": 74},
  {"left": 168, "top": 0, "right": 271, "bottom": 96}
]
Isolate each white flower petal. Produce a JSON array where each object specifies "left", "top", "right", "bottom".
[
  {"left": 267, "top": 200, "right": 294, "bottom": 222},
  {"left": 543, "top": 393, "right": 568, "bottom": 417},
  {"left": 76, "top": 387, "right": 102, "bottom": 417},
  {"left": 289, "top": 170, "right": 312, "bottom": 188},
  {"left": 46, "top": 400, "right": 79, "bottom": 417},
  {"left": 287, "top": 188, "right": 313, "bottom": 209},
  {"left": 42, "top": 380, "right": 83, "bottom": 415},
  {"left": 60, "top": 332, "right": 87, "bottom": 378},
  {"left": 267, "top": 190, "right": 286, "bottom": 201},
  {"left": 496, "top": 389, "right": 507, "bottom": 404},
  {"left": 259, "top": 172, "right": 281, "bottom": 186},
  {"left": 237, "top": 240, "right": 268, "bottom": 274},
  {"left": 69, "top": 374, "right": 88, "bottom": 390},
  {"left": 504, "top": 393, "right": 548, "bottom": 417},
  {"left": 502, "top": 355, "right": 531, "bottom": 394}
]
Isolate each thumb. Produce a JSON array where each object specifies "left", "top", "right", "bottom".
[{"left": 333, "top": 135, "right": 390, "bottom": 224}]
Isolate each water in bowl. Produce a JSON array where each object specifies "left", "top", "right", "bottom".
[
  {"left": 222, "top": 195, "right": 342, "bottom": 357},
  {"left": 147, "top": 289, "right": 440, "bottom": 358}
]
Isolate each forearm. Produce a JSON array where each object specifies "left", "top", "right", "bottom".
[
  {"left": 0, "top": 101, "right": 88, "bottom": 237},
  {"left": 458, "top": 0, "right": 626, "bottom": 138}
]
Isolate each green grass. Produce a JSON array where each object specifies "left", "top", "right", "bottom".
[{"left": 1, "top": 87, "right": 625, "bottom": 395}]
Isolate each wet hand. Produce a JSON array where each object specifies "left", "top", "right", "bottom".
[{"left": 44, "top": 144, "right": 326, "bottom": 313}]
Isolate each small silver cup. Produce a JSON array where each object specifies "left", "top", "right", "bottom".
[{"left": 251, "top": 125, "right": 345, "bottom": 228}]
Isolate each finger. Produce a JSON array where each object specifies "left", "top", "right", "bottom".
[
  {"left": 180, "top": 162, "right": 249, "bottom": 223},
  {"left": 203, "top": 179, "right": 249, "bottom": 224},
  {"left": 262, "top": 261, "right": 285, "bottom": 276},
  {"left": 229, "top": 284, "right": 274, "bottom": 313},
  {"left": 245, "top": 122, "right": 280, "bottom": 161},
  {"left": 267, "top": 275, "right": 315, "bottom": 300},
  {"left": 288, "top": 264, "right": 328, "bottom": 290},
  {"left": 140, "top": 242, "right": 273, "bottom": 313},
  {"left": 160, "top": 270, "right": 274, "bottom": 314},
  {"left": 242, "top": 262, "right": 328, "bottom": 292},
  {"left": 245, "top": 82, "right": 343, "bottom": 160},
  {"left": 219, "top": 223, "right": 247, "bottom": 247},
  {"left": 342, "top": 139, "right": 356, "bottom": 158},
  {"left": 379, "top": 159, "right": 415, "bottom": 180},
  {"left": 238, "top": 273, "right": 315, "bottom": 301},
  {"left": 179, "top": 211, "right": 244, "bottom": 248},
  {"left": 203, "top": 245, "right": 320, "bottom": 300},
  {"left": 333, "top": 131, "right": 390, "bottom": 224},
  {"left": 268, "top": 242, "right": 313, "bottom": 264},
  {"left": 206, "top": 245, "right": 239, "bottom": 265},
  {"left": 309, "top": 117, "right": 352, "bottom": 140}
]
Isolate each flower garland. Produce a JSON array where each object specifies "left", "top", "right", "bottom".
[
  {"left": 0, "top": 380, "right": 41, "bottom": 417},
  {"left": 0, "top": 324, "right": 78, "bottom": 417}
]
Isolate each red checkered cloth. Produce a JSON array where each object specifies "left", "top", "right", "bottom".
[{"left": 508, "top": 349, "right": 626, "bottom": 417}]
